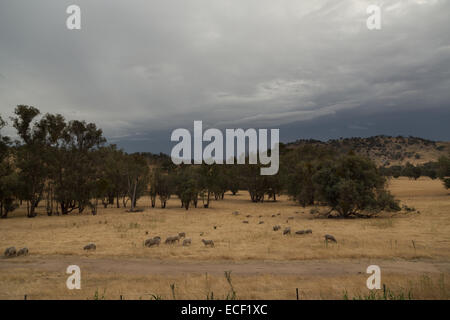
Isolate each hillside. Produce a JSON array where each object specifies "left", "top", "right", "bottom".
[{"left": 286, "top": 135, "right": 450, "bottom": 167}]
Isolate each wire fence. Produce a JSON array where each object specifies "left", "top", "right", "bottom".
[
  {"left": 0, "top": 288, "right": 303, "bottom": 300},
  {"left": 0, "top": 293, "right": 162, "bottom": 300}
]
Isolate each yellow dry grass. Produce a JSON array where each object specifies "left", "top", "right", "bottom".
[
  {"left": 0, "top": 177, "right": 449, "bottom": 299},
  {"left": 0, "top": 270, "right": 448, "bottom": 300},
  {"left": 1, "top": 178, "right": 449, "bottom": 261}
]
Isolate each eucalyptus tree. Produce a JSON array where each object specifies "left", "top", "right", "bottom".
[
  {"left": 12, "top": 105, "right": 48, "bottom": 217},
  {"left": 0, "top": 116, "right": 19, "bottom": 218},
  {"left": 125, "top": 153, "right": 149, "bottom": 212}
]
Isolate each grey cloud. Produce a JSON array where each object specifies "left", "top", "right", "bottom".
[{"left": 0, "top": 0, "right": 449, "bottom": 150}]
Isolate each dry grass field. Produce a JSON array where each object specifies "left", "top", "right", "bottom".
[{"left": 0, "top": 177, "right": 449, "bottom": 299}]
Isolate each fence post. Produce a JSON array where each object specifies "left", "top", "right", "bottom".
[
  {"left": 24, "top": 294, "right": 27, "bottom": 300},
  {"left": 296, "top": 288, "right": 299, "bottom": 300},
  {"left": 120, "top": 295, "right": 123, "bottom": 300}
]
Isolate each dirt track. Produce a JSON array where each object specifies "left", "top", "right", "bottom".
[{"left": 1, "top": 255, "right": 449, "bottom": 277}]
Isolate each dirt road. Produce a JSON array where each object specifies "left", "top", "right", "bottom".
[{"left": 1, "top": 255, "right": 449, "bottom": 277}]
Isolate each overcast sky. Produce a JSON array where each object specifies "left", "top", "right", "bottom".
[{"left": 0, "top": 0, "right": 449, "bottom": 153}]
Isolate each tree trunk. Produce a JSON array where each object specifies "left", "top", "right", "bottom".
[
  {"left": 130, "top": 179, "right": 138, "bottom": 212},
  {"left": 27, "top": 201, "right": 37, "bottom": 218},
  {"left": 151, "top": 196, "right": 156, "bottom": 208},
  {"left": 0, "top": 203, "right": 5, "bottom": 219}
]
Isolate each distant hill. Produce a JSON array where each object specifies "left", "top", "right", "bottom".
[
  {"left": 136, "top": 135, "right": 449, "bottom": 168},
  {"left": 285, "top": 135, "right": 450, "bottom": 167}
]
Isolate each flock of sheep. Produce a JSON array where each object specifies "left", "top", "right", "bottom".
[
  {"left": 80, "top": 233, "right": 215, "bottom": 253},
  {"left": 237, "top": 211, "right": 338, "bottom": 243},
  {"left": 3, "top": 210, "right": 337, "bottom": 258},
  {"left": 3, "top": 246, "right": 29, "bottom": 258},
  {"left": 143, "top": 232, "right": 215, "bottom": 248}
]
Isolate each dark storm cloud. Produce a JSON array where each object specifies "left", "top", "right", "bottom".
[{"left": 0, "top": 0, "right": 449, "bottom": 151}]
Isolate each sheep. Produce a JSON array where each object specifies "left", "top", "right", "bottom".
[
  {"left": 258, "top": 221, "right": 264, "bottom": 224},
  {"left": 271, "top": 214, "right": 276, "bottom": 218},
  {"left": 283, "top": 227, "right": 291, "bottom": 235},
  {"left": 182, "top": 238, "right": 192, "bottom": 246},
  {"left": 232, "top": 211, "right": 240, "bottom": 216},
  {"left": 288, "top": 216, "right": 294, "bottom": 220},
  {"left": 17, "top": 247, "right": 29, "bottom": 256},
  {"left": 202, "top": 239, "right": 215, "bottom": 247},
  {"left": 145, "top": 238, "right": 160, "bottom": 247},
  {"left": 83, "top": 243, "right": 96, "bottom": 251},
  {"left": 246, "top": 215, "right": 252, "bottom": 218},
  {"left": 4, "top": 247, "right": 16, "bottom": 257},
  {"left": 178, "top": 232, "right": 186, "bottom": 238},
  {"left": 305, "top": 229, "right": 312, "bottom": 234},
  {"left": 273, "top": 225, "right": 281, "bottom": 231},
  {"left": 242, "top": 220, "right": 249, "bottom": 224},
  {"left": 324, "top": 234, "right": 337, "bottom": 243},
  {"left": 165, "top": 236, "right": 180, "bottom": 244}
]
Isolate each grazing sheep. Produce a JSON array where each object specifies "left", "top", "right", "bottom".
[
  {"left": 4, "top": 247, "right": 16, "bottom": 257},
  {"left": 271, "top": 215, "right": 276, "bottom": 218},
  {"left": 246, "top": 215, "right": 252, "bottom": 218},
  {"left": 273, "top": 225, "right": 281, "bottom": 231},
  {"left": 288, "top": 216, "right": 294, "bottom": 220},
  {"left": 305, "top": 229, "right": 312, "bottom": 234},
  {"left": 258, "top": 215, "right": 262, "bottom": 218},
  {"left": 324, "top": 234, "right": 337, "bottom": 243},
  {"left": 165, "top": 236, "right": 180, "bottom": 244},
  {"left": 83, "top": 243, "right": 96, "bottom": 251},
  {"left": 145, "top": 238, "right": 160, "bottom": 247},
  {"left": 182, "top": 238, "right": 192, "bottom": 246},
  {"left": 202, "top": 239, "right": 215, "bottom": 247},
  {"left": 277, "top": 213, "right": 281, "bottom": 216},
  {"left": 200, "top": 232, "right": 204, "bottom": 236},
  {"left": 178, "top": 232, "right": 186, "bottom": 238},
  {"left": 283, "top": 227, "right": 291, "bottom": 235},
  {"left": 232, "top": 211, "right": 240, "bottom": 216},
  {"left": 243, "top": 220, "right": 249, "bottom": 224},
  {"left": 259, "top": 221, "right": 264, "bottom": 224},
  {"left": 17, "top": 247, "right": 29, "bottom": 256}
]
